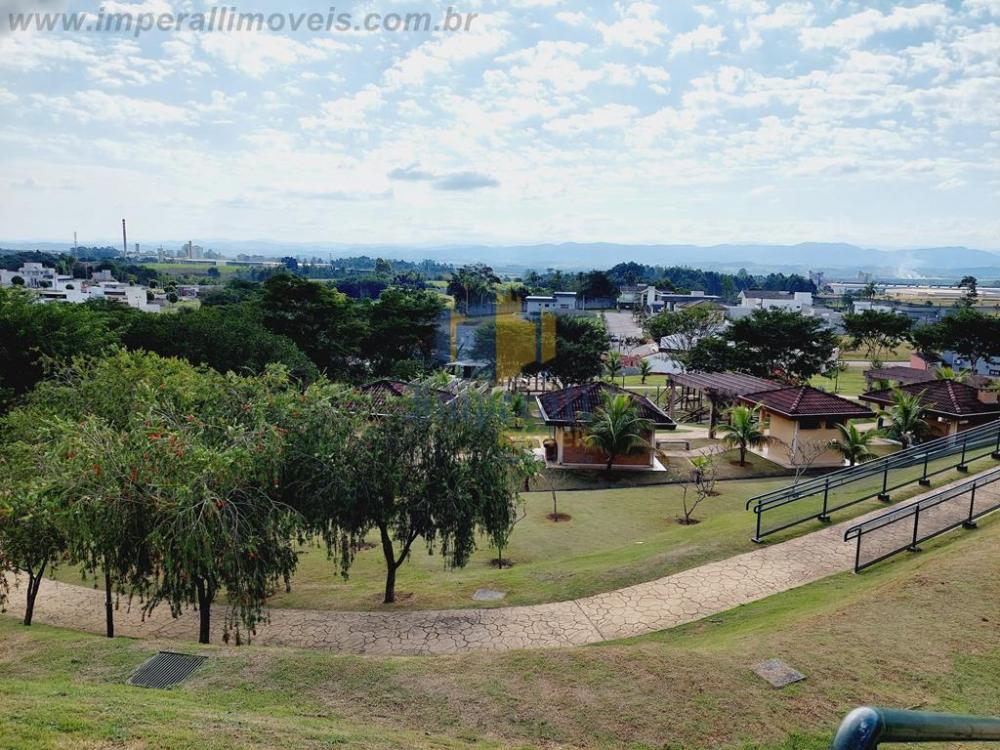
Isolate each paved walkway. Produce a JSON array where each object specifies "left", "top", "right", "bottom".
[{"left": 1, "top": 472, "right": 988, "bottom": 655}]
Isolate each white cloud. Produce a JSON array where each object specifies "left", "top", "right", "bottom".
[
  {"left": 544, "top": 103, "right": 638, "bottom": 135},
  {"left": 555, "top": 11, "right": 587, "bottom": 26},
  {"left": 300, "top": 85, "right": 384, "bottom": 131},
  {"left": 34, "top": 89, "right": 194, "bottom": 125},
  {"left": 382, "top": 17, "right": 510, "bottom": 89},
  {"left": 670, "top": 24, "right": 727, "bottom": 57},
  {"left": 200, "top": 33, "right": 329, "bottom": 77},
  {"left": 596, "top": 2, "right": 669, "bottom": 51},
  {"left": 0, "top": 87, "right": 17, "bottom": 106},
  {"left": 801, "top": 3, "right": 951, "bottom": 49}
]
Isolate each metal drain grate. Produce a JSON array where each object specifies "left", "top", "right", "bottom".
[{"left": 129, "top": 651, "right": 207, "bottom": 689}]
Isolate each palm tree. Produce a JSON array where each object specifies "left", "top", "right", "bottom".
[
  {"left": 582, "top": 391, "right": 652, "bottom": 472},
  {"left": 879, "top": 387, "right": 930, "bottom": 448},
  {"left": 637, "top": 358, "right": 654, "bottom": 384},
  {"left": 604, "top": 351, "right": 623, "bottom": 382},
  {"left": 934, "top": 366, "right": 968, "bottom": 382},
  {"left": 508, "top": 392, "right": 528, "bottom": 429},
  {"left": 716, "top": 404, "right": 768, "bottom": 467},
  {"left": 829, "top": 421, "right": 878, "bottom": 466}
]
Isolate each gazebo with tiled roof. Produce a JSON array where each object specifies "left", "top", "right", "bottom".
[
  {"left": 537, "top": 382, "right": 676, "bottom": 469},
  {"left": 736, "top": 385, "right": 876, "bottom": 469},
  {"left": 860, "top": 379, "right": 1000, "bottom": 438}
]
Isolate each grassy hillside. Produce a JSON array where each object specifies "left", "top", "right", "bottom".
[{"left": 7, "top": 516, "right": 998, "bottom": 750}]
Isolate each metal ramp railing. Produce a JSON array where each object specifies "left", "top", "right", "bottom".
[
  {"left": 843, "top": 465, "right": 1000, "bottom": 572},
  {"left": 746, "top": 419, "right": 1000, "bottom": 542}
]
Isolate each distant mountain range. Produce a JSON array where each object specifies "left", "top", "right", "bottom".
[{"left": 4, "top": 240, "right": 1000, "bottom": 279}]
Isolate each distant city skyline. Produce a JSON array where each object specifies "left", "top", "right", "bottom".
[{"left": 1, "top": 0, "right": 998, "bottom": 248}]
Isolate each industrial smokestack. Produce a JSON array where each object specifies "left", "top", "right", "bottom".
[{"left": 121, "top": 219, "right": 128, "bottom": 259}]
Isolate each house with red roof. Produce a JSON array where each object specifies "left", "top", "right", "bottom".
[
  {"left": 739, "top": 385, "right": 875, "bottom": 469},
  {"left": 860, "top": 379, "right": 1000, "bottom": 439}
]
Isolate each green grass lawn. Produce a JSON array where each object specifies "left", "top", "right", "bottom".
[
  {"left": 809, "top": 368, "right": 869, "bottom": 398},
  {"left": 6, "top": 516, "right": 998, "bottom": 750}
]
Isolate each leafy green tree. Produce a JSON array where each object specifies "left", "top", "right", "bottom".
[
  {"left": 959, "top": 275, "right": 978, "bottom": 307},
  {"left": 144, "top": 388, "right": 299, "bottom": 644},
  {"left": 843, "top": 310, "right": 913, "bottom": 367},
  {"left": 829, "top": 421, "right": 878, "bottom": 466},
  {"left": 0, "top": 477, "right": 64, "bottom": 626},
  {"left": 644, "top": 306, "right": 726, "bottom": 369},
  {"left": 913, "top": 308, "right": 1000, "bottom": 371},
  {"left": 716, "top": 404, "right": 768, "bottom": 466},
  {"left": 447, "top": 264, "right": 500, "bottom": 313},
  {"left": 260, "top": 273, "right": 366, "bottom": 379},
  {"left": 8, "top": 350, "right": 217, "bottom": 637},
  {"left": 582, "top": 391, "right": 652, "bottom": 472},
  {"left": 688, "top": 309, "right": 837, "bottom": 383},
  {"left": 879, "top": 388, "right": 931, "bottom": 448},
  {"left": 543, "top": 316, "right": 610, "bottom": 386},
  {"left": 286, "top": 388, "right": 522, "bottom": 604},
  {"left": 120, "top": 305, "right": 318, "bottom": 382},
  {"left": 0, "top": 288, "right": 119, "bottom": 409},
  {"left": 362, "top": 287, "right": 443, "bottom": 376}
]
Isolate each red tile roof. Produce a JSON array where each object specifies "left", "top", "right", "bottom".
[
  {"left": 537, "top": 382, "right": 676, "bottom": 428},
  {"left": 741, "top": 385, "right": 875, "bottom": 418},
  {"left": 860, "top": 380, "right": 1000, "bottom": 418}
]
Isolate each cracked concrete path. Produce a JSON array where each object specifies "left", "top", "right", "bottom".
[{"left": 2, "top": 471, "right": 991, "bottom": 655}]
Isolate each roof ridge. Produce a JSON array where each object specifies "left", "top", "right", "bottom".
[{"left": 789, "top": 385, "right": 807, "bottom": 413}]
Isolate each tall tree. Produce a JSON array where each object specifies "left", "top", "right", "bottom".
[
  {"left": 286, "top": 387, "right": 522, "bottom": 604},
  {"left": 543, "top": 316, "right": 610, "bottom": 386},
  {"left": 959, "top": 275, "right": 979, "bottom": 307},
  {"left": 120, "top": 305, "right": 318, "bottom": 382},
  {"left": 447, "top": 264, "right": 500, "bottom": 313},
  {"left": 0, "top": 287, "right": 120, "bottom": 409},
  {"left": 913, "top": 308, "right": 1000, "bottom": 370},
  {"left": 0, "top": 478, "right": 64, "bottom": 627},
  {"left": 260, "top": 273, "right": 366, "bottom": 379},
  {"left": 644, "top": 306, "right": 727, "bottom": 369},
  {"left": 688, "top": 309, "right": 837, "bottom": 383},
  {"left": 843, "top": 310, "right": 913, "bottom": 367},
  {"left": 362, "top": 287, "right": 444, "bottom": 376}
]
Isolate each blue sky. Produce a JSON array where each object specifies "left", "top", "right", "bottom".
[{"left": 1, "top": 0, "right": 998, "bottom": 249}]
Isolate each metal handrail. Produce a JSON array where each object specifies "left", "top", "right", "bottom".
[
  {"left": 747, "top": 419, "right": 1000, "bottom": 511},
  {"left": 745, "top": 419, "right": 1000, "bottom": 541},
  {"left": 831, "top": 707, "right": 1000, "bottom": 749},
  {"left": 843, "top": 465, "right": 1000, "bottom": 542},
  {"left": 841, "top": 465, "right": 1000, "bottom": 572}
]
